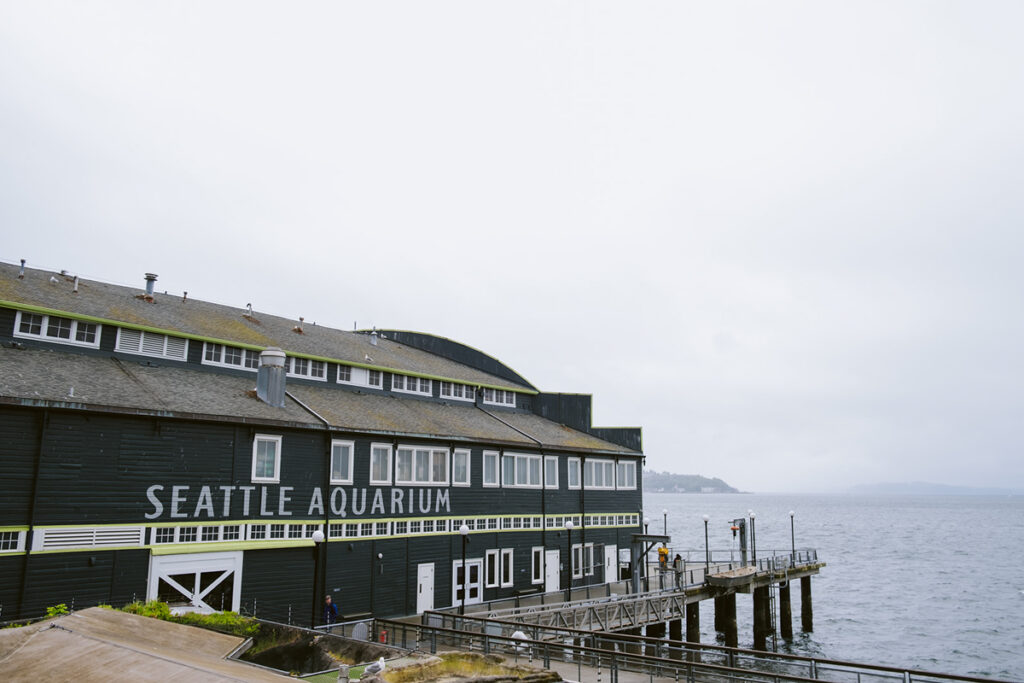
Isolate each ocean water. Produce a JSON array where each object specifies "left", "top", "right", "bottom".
[{"left": 643, "top": 492, "right": 1024, "bottom": 681}]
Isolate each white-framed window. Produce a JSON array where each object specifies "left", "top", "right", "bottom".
[
  {"left": 0, "top": 530, "right": 27, "bottom": 553},
  {"left": 531, "top": 547, "right": 544, "bottom": 584},
  {"left": 395, "top": 446, "right": 449, "bottom": 485},
  {"left": 330, "top": 440, "right": 354, "bottom": 485},
  {"left": 500, "top": 548, "right": 514, "bottom": 587},
  {"left": 203, "top": 342, "right": 260, "bottom": 370},
  {"left": 482, "top": 388, "right": 516, "bottom": 407},
  {"left": 482, "top": 451, "right": 499, "bottom": 487},
  {"left": 116, "top": 328, "right": 187, "bottom": 360},
  {"left": 583, "top": 459, "right": 615, "bottom": 490},
  {"left": 485, "top": 549, "right": 499, "bottom": 588},
  {"left": 502, "top": 453, "right": 542, "bottom": 488},
  {"left": 252, "top": 434, "right": 282, "bottom": 483},
  {"left": 584, "top": 543, "right": 595, "bottom": 576},
  {"left": 568, "top": 458, "right": 581, "bottom": 490},
  {"left": 544, "top": 456, "right": 559, "bottom": 489},
  {"left": 286, "top": 356, "right": 327, "bottom": 381},
  {"left": 392, "top": 373, "right": 432, "bottom": 395},
  {"left": 370, "top": 443, "right": 392, "bottom": 485},
  {"left": 337, "top": 365, "right": 384, "bottom": 388},
  {"left": 14, "top": 311, "right": 101, "bottom": 348},
  {"left": 616, "top": 460, "right": 637, "bottom": 489},
  {"left": 452, "top": 449, "right": 471, "bottom": 486},
  {"left": 572, "top": 543, "right": 583, "bottom": 579},
  {"left": 440, "top": 382, "right": 475, "bottom": 402}
]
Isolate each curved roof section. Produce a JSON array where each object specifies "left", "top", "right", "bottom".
[
  {"left": 0, "top": 262, "right": 534, "bottom": 392},
  {"left": 372, "top": 330, "right": 537, "bottom": 391}
]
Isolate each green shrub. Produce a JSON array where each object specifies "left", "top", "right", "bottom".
[
  {"left": 46, "top": 604, "right": 69, "bottom": 618},
  {"left": 122, "top": 600, "right": 173, "bottom": 620}
]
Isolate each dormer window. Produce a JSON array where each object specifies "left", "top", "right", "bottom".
[
  {"left": 440, "top": 382, "right": 475, "bottom": 402},
  {"left": 203, "top": 342, "right": 260, "bottom": 370},
  {"left": 286, "top": 356, "right": 326, "bottom": 381},
  {"left": 392, "top": 373, "right": 431, "bottom": 396},
  {"left": 14, "top": 311, "right": 100, "bottom": 348},
  {"left": 483, "top": 388, "right": 516, "bottom": 407},
  {"left": 337, "top": 364, "right": 383, "bottom": 389}
]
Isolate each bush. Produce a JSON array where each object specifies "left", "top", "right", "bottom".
[
  {"left": 46, "top": 604, "right": 69, "bottom": 618},
  {"left": 122, "top": 600, "right": 173, "bottom": 620},
  {"left": 120, "top": 601, "right": 259, "bottom": 639}
]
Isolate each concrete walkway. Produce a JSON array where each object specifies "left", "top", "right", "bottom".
[{"left": 0, "top": 607, "right": 291, "bottom": 681}]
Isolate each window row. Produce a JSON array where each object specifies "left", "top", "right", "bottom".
[
  {"left": 255, "top": 435, "right": 638, "bottom": 491},
  {"left": 392, "top": 373, "right": 431, "bottom": 395},
  {"left": 151, "top": 522, "right": 322, "bottom": 545},
  {"left": 483, "top": 387, "right": 516, "bottom": 406},
  {"left": 15, "top": 311, "right": 99, "bottom": 347},
  {"left": 440, "top": 381, "right": 475, "bottom": 402}
]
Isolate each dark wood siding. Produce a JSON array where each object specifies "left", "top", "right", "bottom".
[{"left": 17, "top": 549, "right": 148, "bottom": 617}]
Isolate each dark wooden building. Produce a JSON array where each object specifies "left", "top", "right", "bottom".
[{"left": 0, "top": 261, "right": 643, "bottom": 623}]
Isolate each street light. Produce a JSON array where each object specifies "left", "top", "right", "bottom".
[
  {"left": 643, "top": 516, "right": 649, "bottom": 534},
  {"left": 459, "top": 523, "right": 469, "bottom": 615},
  {"left": 789, "top": 510, "right": 796, "bottom": 565},
  {"left": 565, "top": 520, "right": 574, "bottom": 602},
  {"left": 749, "top": 511, "right": 757, "bottom": 566},
  {"left": 310, "top": 529, "right": 325, "bottom": 628},
  {"left": 702, "top": 514, "right": 710, "bottom": 577},
  {"left": 662, "top": 509, "right": 668, "bottom": 536}
]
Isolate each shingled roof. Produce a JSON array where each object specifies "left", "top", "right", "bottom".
[
  {"left": 0, "top": 346, "right": 635, "bottom": 454},
  {"left": 0, "top": 261, "right": 531, "bottom": 391}
]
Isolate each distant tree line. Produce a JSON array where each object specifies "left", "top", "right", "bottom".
[{"left": 643, "top": 470, "right": 739, "bottom": 493}]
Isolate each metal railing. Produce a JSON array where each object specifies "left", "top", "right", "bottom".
[{"left": 372, "top": 613, "right": 1014, "bottom": 683}]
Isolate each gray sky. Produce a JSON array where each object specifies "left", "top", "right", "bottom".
[{"left": 3, "top": 2, "right": 1022, "bottom": 492}]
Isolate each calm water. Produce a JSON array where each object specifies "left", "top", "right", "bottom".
[{"left": 643, "top": 492, "right": 1024, "bottom": 680}]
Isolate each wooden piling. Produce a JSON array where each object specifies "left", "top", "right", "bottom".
[
  {"left": 752, "top": 586, "right": 769, "bottom": 650},
  {"left": 669, "top": 618, "right": 683, "bottom": 659},
  {"left": 801, "top": 576, "right": 813, "bottom": 632},
  {"left": 645, "top": 621, "right": 665, "bottom": 657},
  {"left": 716, "top": 593, "right": 738, "bottom": 647},
  {"left": 779, "top": 581, "right": 793, "bottom": 639}
]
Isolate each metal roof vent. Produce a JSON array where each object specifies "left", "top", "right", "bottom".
[
  {"left": 18, "top": 259, "right": 25, "bottom": 279},
  {"left": 370, "top": 330, "right": 378, "bottom": 346},
  {"left": 144, "top": 273, "right": 158, "bottom": 296},
  {"left": 256, "top": 347, "right": 287, "bottom": 408}
]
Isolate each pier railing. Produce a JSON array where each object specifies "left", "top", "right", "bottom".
[{"left": 373, "top": 614, "right": 1014, "bottom": 683}]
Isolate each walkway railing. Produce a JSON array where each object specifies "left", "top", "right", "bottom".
[{"left": 374, "top": 614, "right": 1014, "bottom": 683}]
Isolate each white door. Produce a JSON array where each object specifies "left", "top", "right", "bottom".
[
  {"left": 544, "top": 549, "right": 560, "bottom": 593},
  {"left": 416, "top": 563, "right": 434, "bottom": 613},
  {"left": 148, "top": 551, "right": 243, "bottom": 613},
  {"left": 452, "top": 559, "right": 484, "bottom": 607},
  {"left": 605, "top": 545, "right": 617, "bottom": 582}
]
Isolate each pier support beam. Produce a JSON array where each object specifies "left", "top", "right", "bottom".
[
  {"left": 752, "top": 586, "right": 770, "bottom": 651},
  {"left": 669, "top": 619, "right": 683, "bottom": 659},
  {"left": 685, "top": 602, "right": 700, "bottom": 643},
  {"left": 645, "top": 622, "right": 665, "bottom": 657},
  {"left": 623, "top": 627, "right": 643, "bottom": 655},
  {"left": 779, "top": 581, "right": 793, "bottom": 640},
  {"left": 714, "top": 593, "right": 737, "bottom": 648},
  {"left": 801, "top": 576, "right": 814, "bottom": 632}
]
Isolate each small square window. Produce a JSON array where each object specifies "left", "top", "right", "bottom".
[{"left": 252, "top": 435, "right": 282, "bottom": 483}]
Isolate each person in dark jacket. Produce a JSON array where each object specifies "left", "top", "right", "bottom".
[{"left": 323, "top": 594, "right": 338, "bottom": 624}]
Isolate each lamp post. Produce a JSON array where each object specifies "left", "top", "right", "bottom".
[
  {"left": 310, "top": 529, "right": 325, "bottom": 628},
  {"left": 749, "top": 511, "right": 757, "bottom": 567},
  {"left": 789, "top": 510, "right": 796, "bottom": 565},
  {"left": 702, "top": 514, "right": 710, "bottom": 578},
  {"left": 459, "top": 523, "right": 469, "bottom": 615},
  {"left": 565, "top": 520, "right": 574, "bottom": 602},
  {"left": 662, "top": 509, "right": 668, "bottom": 536}
]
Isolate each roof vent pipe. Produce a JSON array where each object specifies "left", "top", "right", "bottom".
[
  {"left": 73, "top": 276, "right": 79, "bottom": 294},
  {"left": 256, "top": 347, "right": 287, "bottom": 408},
  {"left": 18, "top": 259, "right": 25, "bottom": 279},
  {"left": 370, "top": 330, "right": 378, "bottom": 346},
  {"left": 144, "top": 273, "right": 158, "bottom": 296}
]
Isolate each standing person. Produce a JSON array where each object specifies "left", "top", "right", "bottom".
[
  {"left": 672, "top": 554, "right": 683, "bottom": 588},
  {"left": 658, "top": 543, "right": 669, "bottom": 569},
  {"left": 323, "top": 594, "right": 338, "bottom": 625}
]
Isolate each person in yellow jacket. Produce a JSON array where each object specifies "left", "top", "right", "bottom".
[{"left": 658, "top": 543, "right": 669, "bottom": 569}]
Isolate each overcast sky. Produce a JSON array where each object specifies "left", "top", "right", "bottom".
[{"left": 2, "top": 2, "right": 1022, "bottom": 493}]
